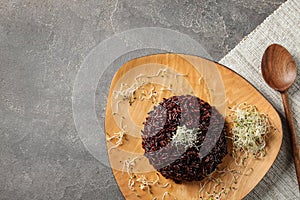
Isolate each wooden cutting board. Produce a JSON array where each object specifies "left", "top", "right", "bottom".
[{"left": 104, "top": 54, "right": 282, "bottom": 200}]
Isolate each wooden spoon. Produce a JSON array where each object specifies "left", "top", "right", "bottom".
[{"left": 261, "top": 44, "right": 300, "bottom": 190}]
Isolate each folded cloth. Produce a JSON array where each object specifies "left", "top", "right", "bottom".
[{"left": 220, "top": 0, "right": 300, "bottom": 199}]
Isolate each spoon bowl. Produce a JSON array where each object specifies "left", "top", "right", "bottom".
[{"left": 261, "top": 44, "right": 296, "bottom": 92}]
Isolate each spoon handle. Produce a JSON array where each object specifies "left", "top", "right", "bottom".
[{"left": 281, "top": 92, "right": 300, "bottom": 189}]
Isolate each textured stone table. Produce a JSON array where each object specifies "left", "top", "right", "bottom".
[{"left": 0, "top": 0, "right": 288, "bottom": 199}]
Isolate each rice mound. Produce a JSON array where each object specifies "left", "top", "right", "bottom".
[{"left": 142, "top": 95, "right": 227, "bottom": 182}]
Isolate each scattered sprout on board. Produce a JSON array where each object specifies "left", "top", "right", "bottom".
[
  {"left": 106, "top": 117, "right": 127, "bottom": 152},
  {"left": 198, "top": 167, "right": 252, "bottom": 200},
  {"left": 122, "top": 157, "right": 170, "bottom": 198},
  {"left": 113, "top": 68, "right": 189, "bottom": 106},
  {"left": 113, "top": 69, "right": 167, "bottom": 105},
  {"left": 106, "top": 129, "right": 126, "bottom": 152}
]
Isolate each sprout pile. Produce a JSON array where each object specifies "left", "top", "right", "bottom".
[{"left": 228, "top": 103, "right": 272, "bottom": 160}]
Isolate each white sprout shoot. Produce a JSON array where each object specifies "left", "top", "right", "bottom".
[
  {"left": 141, "top": 68, "right": 168, "bottom": 79},
  {"left": 122, "top": 157, "right": 139, "bottom": 191},
  {"left": 134, "top": 69, "right": 167, "bottom": 87},
  {"left": 198, "top": 77, "right": 203, "bottom": 84},
  {"left": 122, "top": 157, "right": 139, "bottom": 176},
  {"left": 175, "top": 73, "right": 188, "bottom": 79},
  {"left": 136, "top": 173, "right": 169, "bottom": 194},
  {"left": 159, "top": 88, "right": 173, "bottom": 91},
  {"left": 128, "top": 177, "right": 135, "bottom": 191},
  {"left": 113, "top": 100, "right": 122, "bottom": 115},
  {"left": 158, "top": 182, "right": 169, "bottom": 188},
  {"left": 136, "top": 174, "right": 159, "bottom": 194},
  {"left": 107, "top": 118, "right": 127, "bottom": 152},
  {"left": 107, "top": 128, "right": 126, "bottom": 152},
  {"left": 135, "top": 73, "right": 147, "bottom": 82},
  {"left": 139, "top": 85, "right": 158, "bottom": 103},
  {"left": 162, "top": 191, "right": 177, "bottom": 200},
  {"left": 228, "top": 103, "right": 272, "bottom": 159}
]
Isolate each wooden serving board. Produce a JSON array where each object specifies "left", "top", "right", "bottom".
[{"left": 104, "top": 54, "right": 282, "bottom": 200}]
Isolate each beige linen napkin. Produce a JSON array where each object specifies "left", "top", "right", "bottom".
[{"left": 220, "top": 0, "right": 300, "bottom": 199}]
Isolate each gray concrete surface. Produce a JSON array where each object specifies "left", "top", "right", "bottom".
[{"left": 0, "top": 0, "right": 286, "bottom": 199}]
